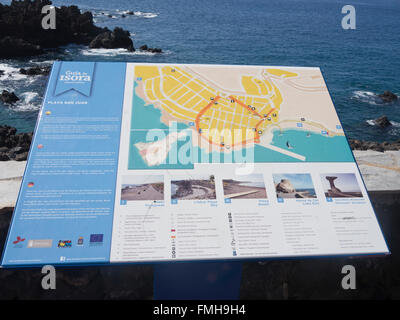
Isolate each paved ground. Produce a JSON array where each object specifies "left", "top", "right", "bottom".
[{"left": 353, "top": 150, "right": 400, "bottom": 191}]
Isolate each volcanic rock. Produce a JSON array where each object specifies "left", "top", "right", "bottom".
[
  {"left": 349, "top": 139, "right": 400, "bottom": 152},
  {"left": 139, "top": 45, "right": 162, "bottom": 53},
  {"left": 276, "top": 179, "right": 295, "bottom": 193},
  {"left": 378, "top": 91, "right": 398, "bottom": 103},
  {"left": 0, "top": 37, "right": 43, "bottom": 58},
  {"left": 0, "top": 126, "right": 33, "bottom": 161},
  {"left": 0, "top": 0, "right": 133, "bottom": 58},
  {"left": 373, "top": 115, "right": 392, "bottom": 128},
  {"left": 89, "top": 27, "right": 134, "bottom": 51},
  {"left": 19, "top": 66, "right": 51, "bottom": 76},
  {"left": 0, "top": 90, "right": 20, "bottom": 104}
]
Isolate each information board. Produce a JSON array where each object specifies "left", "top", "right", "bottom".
[{"left": 1, "top": 62, "right": 389, "bottom": 267}]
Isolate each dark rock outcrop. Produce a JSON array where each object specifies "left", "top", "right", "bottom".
[
  {"left": 378, "top": 91, "right": 398, "bottom": 103},
  {"left": 19, "top": 66, "right": 51, "bottom": 76},
  {"left": 0, "top": 36, "right": 43, "bottom": 58},
  {"left": 89, "top": 27, "right": 134, "bottom": 51},
  {"left": 373, "top": 115, "right": 392, "bottom": 128},
  {"left": 139, "top": 44, "right": 162, "bottom": 53},
  {"left": 349, "top": 139, "right": 400, "bottom": 152},
  {"left": 0, "top": 0, "right": 134, "bottom": 58},
  {"left": 0, "top": 90, "right": 20, "bottom": 104},
  {"left": 0, "top": 126, "right": 32, "bottom": 161}
]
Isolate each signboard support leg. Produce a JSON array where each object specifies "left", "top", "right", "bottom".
[{"left": 153, "top": 262, "right": 242, "bottom": 300}]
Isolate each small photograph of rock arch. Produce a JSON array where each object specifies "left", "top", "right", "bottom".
[
  {"left": 273, "top": 173, "right": 317, "bottom": 199},
  {"left": 320, "top": 173, "right": 363, "bottom": 198},
  {"left": 171, "top": 174, "right": 216, "bottom": 200},
  {"left": 121, "top": 175, "right": 164, "bottom": 201}
]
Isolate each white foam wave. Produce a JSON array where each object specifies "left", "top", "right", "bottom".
[
  {"left": 28, "top": 60, "right": 54, "bottom": 65},
  {"left": 366, "top": 119, "right": 400, "bottom": 127},
  {"left": 0, "top": 63, "right": 27, "bottom": 81},
  {"left": 133, "top": 11, "right": 158, "bottom": 18},
  {"left": 81, "top": 48, "right": 136, "bottom": 56},
  {"left": 12, "top": 92, "right": 41, "bottom": 112},
  {"left": 352, "top": 90, "right": 380, "bottom": 105},
  {"left": 81, "top": 48, "right": 167, "bottom": 56},
  {"left": 20, "top": 91, "right": 39, "bottom": 104},
  {"left": 391, "top": 121, "right": 400, "bottom": 127},
  {"left": 91, "top": 9, "right": 158, "bottom": 19},
  {"left": 12, "top": 103, "right": 41, "bottom": 112}
]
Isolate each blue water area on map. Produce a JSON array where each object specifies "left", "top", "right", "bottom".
[
  {"left": 128, "top": 81, "right": 194, "bottom": 169},
  {"left": 269, "top": 129, "right": 355, "bottom": 162},
  {"left": 130, "top": 78, "right": 355, "bottom": 164}
]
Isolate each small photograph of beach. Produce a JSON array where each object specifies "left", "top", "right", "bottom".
[
  {"left": 121, "top": 175, "right": 164, "bottom": 201},
  {"left": 320, "top": 173, "right": 363, "bottom": 198},
  {"left": 171, "top": 175, "right": 216, "bottom": 200},
  {"left": 223, "top": 174, "right": 267, "bottom": 200},
  {"left": 273, "top": 174, "right": 317, "bottom": 199}
]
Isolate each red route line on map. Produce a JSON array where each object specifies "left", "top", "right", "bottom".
[{"left": 195, "top": 95, "right": 275, "bottom": 147}]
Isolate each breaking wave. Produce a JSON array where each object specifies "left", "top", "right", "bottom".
[
  {"left": 366, "top": 119, "right": 400, "bottom": 127},
  {"left": 0, "top": 63, "right": 28, "bottom": 81},
  {"left": 132, "top": 11, "right": 158, "bottom": 19},
  {"left": 80, "top": 48, "right": 168, "bottom": 56},
  {"left": 8, "top": 91, "right": 41, "bottom": 112},
  {"left": 352, "top": 90, "right": 381, "bottom": 105},
  {"left": 89, "top": 9, "right": 159, "bottom": 19}
]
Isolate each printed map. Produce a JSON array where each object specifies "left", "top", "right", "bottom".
[{"left": 130, "top": 64, "right": 353, "bottom": 168}]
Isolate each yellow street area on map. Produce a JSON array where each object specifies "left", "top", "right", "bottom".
[
  {"left": 133, "top": 64, "right": 345, "bottom": 162},
  {"left": 135, "top": 65, "right": 290, "bottom": 147}
]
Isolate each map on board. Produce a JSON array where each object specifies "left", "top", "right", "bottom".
[{"left": 129, "top": 64, "right": 354, "bottom": 169}]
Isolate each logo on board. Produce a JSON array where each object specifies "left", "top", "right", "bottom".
[
  {"left": 54, "top": 62, "right": 95, "bottom": 96},
  {"left": 89, "top": 234, "right": 104, "bottom": 246},
  {"left": 13, "top": 236, "right": 25, "bottom": 248},
  {"left": 58, "top": 240, "right": 72, "bottom": 248},
  {"left": 59, "top": 70, "right": 91, "bottom": 82}
]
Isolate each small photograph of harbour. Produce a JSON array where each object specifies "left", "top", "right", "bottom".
[
  {"left": 171, "top": 174, "right": 216, "bottom": 200},
  {"left": 320, "top": 173, "right": 363, "bottom": 198},
  {"left": 223, "top": 174, "right": 267, "bottom": 199},
  {"left": 273, "top": 173, "right": 316, "bottom": 199},
  {"left": 121, "top": 175, "right": 164, "bottom": 201}
]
